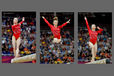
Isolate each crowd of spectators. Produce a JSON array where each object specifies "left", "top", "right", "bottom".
[{"left": 40, "top": 30, "right": 74, "bottom": 64}]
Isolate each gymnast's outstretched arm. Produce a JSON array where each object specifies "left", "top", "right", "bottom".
[{"left": 58, "top": 19, "right": 70, "bottom": 29}]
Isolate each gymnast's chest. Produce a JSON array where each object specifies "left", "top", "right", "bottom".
[
  {"left": 90, "top": 31, "right": 98, "bottom": 36},
  {"left": 52, "top": 27, "right": 60, "bottom": 32},
  {"left": 12, "top": 25, "right": 21, "bottom": 29}
]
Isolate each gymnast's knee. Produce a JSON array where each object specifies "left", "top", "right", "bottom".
[{"left": 92, "top": 46, "right": 95, "bottom": 49}]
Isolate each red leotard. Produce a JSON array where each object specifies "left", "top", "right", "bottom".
[
  {"left": 85, "top": 18, "right": 103, "bottom": 45},
  {"left": 43, "top": 18, "right": 68, "bottom": 39},
  {"left": 12, "top": 21, "right": 24, "bottom": 40}
]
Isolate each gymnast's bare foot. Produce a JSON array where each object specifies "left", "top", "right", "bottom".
[
  {"left": 91, "top": 59, "right": 95, "bottom": 62},
  {"left": 14, "top": 54, "right": 20, "bottom": 58}
]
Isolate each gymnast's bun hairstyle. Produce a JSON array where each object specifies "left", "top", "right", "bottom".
[{"left": 53, "top": 16, "right": 58, "bottom": 21}]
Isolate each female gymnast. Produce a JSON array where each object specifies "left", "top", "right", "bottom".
[
  {"left": 42, "top": 16, "right": 70, "bottom": 43},
  {"left": 84, "top": 17, "right": 103, "bottom": 62},
  {"left": 12, "top": 17, "right": 25, "bottom": 58}
]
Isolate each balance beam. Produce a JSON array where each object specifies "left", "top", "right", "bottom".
[
  {"left": 11, "top": 54, "right": 36, "bottom": 63},
  {"left": 85, "top": 59, "right": 107, "bottom": 64}
]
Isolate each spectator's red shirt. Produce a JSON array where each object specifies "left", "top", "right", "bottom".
[
  {"left": 82, "top": 53, "right": 85, "bottom": 57},
  {"left": 68, "top": 57, "right": 72, "bottom": 61},
  {"left": 71, "top": 58, "right": 74, "bottom": 62},
  {"left": 43, "top": 18, "right": 68, "bottom": 39},
  {"left": 30, "top": 22, "right": 34, "bottom": 26},
  {"left": 85, "top": 19, "right": 103, "bottom": 45},
  {"left": 9, "top": 47, "right": 13, "bottom": 52}
]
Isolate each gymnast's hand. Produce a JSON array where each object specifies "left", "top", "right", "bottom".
[
  {"left": 84, "top": 16, "right": 87, "bottom": 20},
  {"left": 97, "top": 26, "right": 100, "bottom": 30},
  {"left": 22, "top": 17, "right": 25, "bottom": 21},
  {"left": 42, "top": 16, "right": 45, "bottom": 19},
  {"left": 66, "top": 19, "right": 70, "bottom": 23}
]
